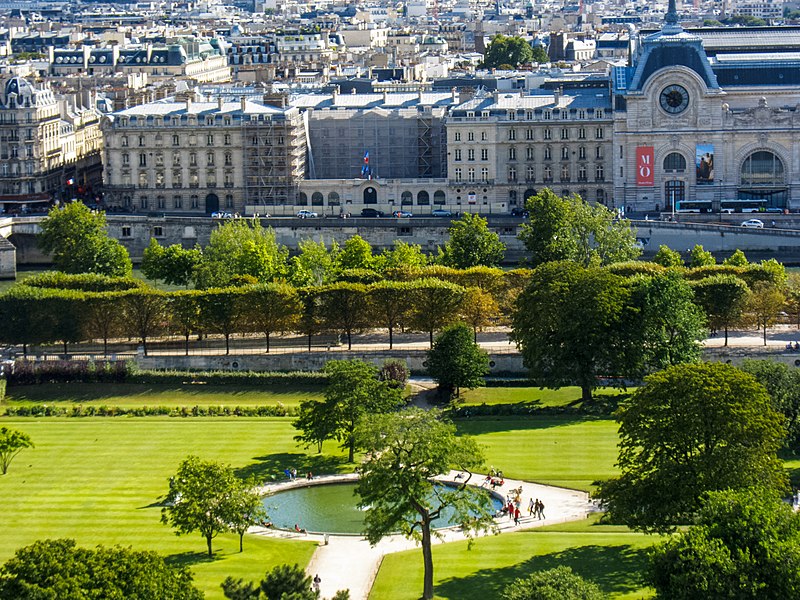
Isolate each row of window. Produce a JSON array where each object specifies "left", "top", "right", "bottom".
[
  {"left": 121, "top": 133, "right": 233, "bottom": 147},
  {"left": 454, "top": 146, "right": 604, "bottom": 161},
  {"left": 453, "top": 127, "right": 605, "bottom": 142},
  {"left": 453, "top": 164, "right": 606, "bottom": 183},
  {"left": 120, "top": 194, "right": 235, "bottom": 211},
  {"left": 121, "top": 152, "right": 235, "bottom": 167},
  {"left": 121, "top": 169, "right": 236, "bottom": 188},
  {"left": 118, "top": 115, "right": 235, "bottom": 128},
  {"left": 297, "top": 190, "right": 448, "bottom": 206},
  {"left": 462, "top": 109, "right": 606, "bottom": 121}
]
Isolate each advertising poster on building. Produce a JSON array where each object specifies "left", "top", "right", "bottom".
[
  {"left": 696, "top": 144, "right": 714, "bottom": 185},
  {"left": 636, "top": 146, "right": 654, "bottom": 186}
]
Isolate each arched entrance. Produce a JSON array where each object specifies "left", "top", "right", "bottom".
[
  {"left": 205, "top": 193, "right": 219, "bottom": 214},
  {"left": 363, "top": 187, "right": 377, "bottom": 204},
  {"left": 739, "top": 150, "right": 787, "bottom": 208}
]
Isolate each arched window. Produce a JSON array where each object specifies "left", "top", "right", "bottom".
[
  {"left": 524, "top": 189, "right": 537, "bottom": 202},
  {"left": 596, "top": 189, "right": 606, "bottom": 204},
  {"left": 328, "top": 191, "right": 340, "bottom": 206},
  {"left": 433, "top": 190, "right": 446, "bottom": 205},
  {"left": 417, "top": 190, "right": 430, "bottom": 205},
  {"left": 401, "top": 191, "right": 413, "bottom": 205},
  {"left": 741, "top": 150, "right": 785, "bottom": 185},
  {"left": 311, "top": 192, "right": 324, "bottom": 206},
  {"left": 663, "top": 152, "right": 686, "bottom": 172},
  {"left": 298, "top": 192, "right": 308, "bottom": 206}
]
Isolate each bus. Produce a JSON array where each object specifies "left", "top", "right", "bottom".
[
  {"left": 720, "top": 199, "right": 770, "bottom": 213},
  {"left": 675, "top": 200, "right": 712, "bottom": 213}
]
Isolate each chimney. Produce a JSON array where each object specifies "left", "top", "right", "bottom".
[
  {"left": 383, "top": 91, "right": 388, "bottom": 103},
  {"left": 451, "top": 87, "right": 457, "bottom": 102},
  {"left": 218, "top": 96, "right": 224, "bottom": 111},
  {"left": 554, "top": 86, "right": 562, "bottom": 106},
  {"left": 185, "top": 97, "right": 192, "bottom": 112},
  {"left": 332, "top": 85, "right": 339, "bottom": 104},
  {"left": 240, "top": 96, "right": 247, "bottom": 112}
]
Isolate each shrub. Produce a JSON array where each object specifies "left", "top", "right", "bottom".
[
  {"left": 378, "top": 359, "right": 410, "bottom": 389},
  {"left": 21, "top": 271, "right": 146, "bottom": 292}
]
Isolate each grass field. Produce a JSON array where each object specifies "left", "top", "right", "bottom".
[
  {"left": 458, "top": 416, "right": 621, "bottom": 491},
  {"left": 0, "top": 418, "right": 350, "bottom": 599},
  {"left": 369, "top": 515, "right": 658, "bottom": 600},
  {"left": 3, "top": 382, "right": 324, "bottom": 410},
  {"left": 460, "top": 386, "right": 630, "bottom": 409}
]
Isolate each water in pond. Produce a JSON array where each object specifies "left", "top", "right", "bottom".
[{"left": 263, "top": 482, "right": 502, "bottom": 534}]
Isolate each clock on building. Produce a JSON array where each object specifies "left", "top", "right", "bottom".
[{"left": 659, "top": 84, "right": 690, "bottom": 114}]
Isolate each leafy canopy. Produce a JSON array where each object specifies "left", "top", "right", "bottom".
[
  {"left": 0, "top": 427, "right": 33, "bottom": 475},
  {"left": 597, "top": 363, "right": 787, "bottom": 533},
  {"left": 502, "top": 566, "right": 604, "bottom": 600},
  {"left": 427, "top": 322, "right": 489, "bottom": 397},
  {"left": 483, "top": 35, "right": 534, "bottom": 69},
  {"left": 438, "top": 213, "right": 506, "bottom": 268}
]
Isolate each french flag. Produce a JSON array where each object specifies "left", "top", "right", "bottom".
[{"left": 361, "top": 151, "right": 371, "bottom": 179}]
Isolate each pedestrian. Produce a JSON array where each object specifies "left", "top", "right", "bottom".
[
  {"left": 290, "top": 468, "right": 297, "bottom": 480},
  {"left": 528, "top": 497, "right": 535, "bottom": 516},
  {"left": 507, "top": 500, "right": 515, "bottom": 521},
  {"left": 313, "top": 574, "right": 321, "bottom": 593},
  {"left": 538, "top": 499, "right": 546, "bottom": 520},
  {"left": 514, "top": 506, "right": 520, "bottom": 526}
]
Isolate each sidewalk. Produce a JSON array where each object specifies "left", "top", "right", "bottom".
[{"left": 252, "top": 472, "right": 592, "bottom": 600}]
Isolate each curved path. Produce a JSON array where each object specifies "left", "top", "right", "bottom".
[{"left": 253, "top": 472, "right": 593, "bottom": 599}]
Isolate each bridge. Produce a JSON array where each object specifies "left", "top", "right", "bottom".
[{"left": 3, "top": 214, "right": 800, "bottom": 280}]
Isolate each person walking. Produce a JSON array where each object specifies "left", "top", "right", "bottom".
[
  {"left": 313, "top": 574, "right": 321, "bottom": 593},
  {"left": 528, "top": 497, "right": 535, "bottom": 516},
  {"left": 538, "top": 499, "right": 546, "bottom": 520},
  {"left": 514, "top": 506, "right": 521, "bottom": 526}
]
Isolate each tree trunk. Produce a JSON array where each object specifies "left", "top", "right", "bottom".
[
  {"left": 184, "top": 333, "right": 190, "bottom": 356},
  {"left": 239, "top": 533, "right": 244, "bottom": 553},
  {"left": 421, "top": 519, "right": 434, "bottom": 599},
  {"left": 103, "top": 337, "right": 109, "bottom": 356},
  {"left": 265, "top": 331, "right": 271, "bottom": 354},
  {"left": 581, "top": 384, "right": 593, "bottom": 404},
  {"left": 388, "top": 324, "right": 393, "bottom": 349},
  {"left": 308, "top": 333, "right": 312, "bottom": 352},
  {"left": 763, "top": 323, "right": 768, "bottom": 346},
  {"left": 348, "top": 438, "right": 355, "bottom": 463},
  {"left": 347, "top": 330, "right": 352, "bottom": 350},
  {"left": 429, "top": 329, "right": 434, "bottom": 348},
  {"left": 224, "top": 333, "right": 230, "bottom": 355},
  {"left": 206, "top": 534, "right": 213, "bottom": 557},
  {"left": 473, "top": 326, "right": 478, "bottom": 344},
  {"left": 142, "top": 337, "right": 148, "bottom": 357},
  {"left": 22, "top": 343, "right": 27, "bottom": 357},
  {"left": 63, "top": 341, "right": 68, "bottom": 356},
  {"left": 724, "top": 325, "right": 728, "bottom": 347}
]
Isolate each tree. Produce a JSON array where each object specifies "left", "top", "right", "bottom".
[
  {"left": 483, "top": 35, "right": 534, "bottom": 69},
  {"left": 427, "top": 323, "right": 489, "bottom": 398},
  {"left": 746, "top": 281, "right": 785, "bottom": 346},
  {"left": 627, "top": 272, "right": 706, "bottom": 372},
  {"left": 692, "top": 275, "right": 750, "bottom": 345},
  {"left": 227, "top": 479, "right": 267, "bottom": 553},
  {"left": 408, "top": 278, "right": 466, "bottom": 347},
  {"left": 83, "top": 292, "right": 123, "bottom": 355},
  {"left": 294, "top": 360, "right": 402, "bottom": 462},
  {"left": 597, "top": 363, "right": 787, "bottom": 533},
  {"left": 356, "top": 409, "right": 496, "bottom": 600},
  {"left": 38, "top": 203, "right": 132, "bottom": 276},
  {"left": 459, "top": 287, "right": 500, "bottom": 342},
  {"left": 723, "top": 248, "right": 748, "bottom": 266},
  {"left": 740, "top": 359, "right": 800, "bottom": 453},
  {"left": 141, "top": 238, "right": 201, "bottom": 287},
  {"left": 168, "top": 291, "right": 203, "bottom": 356},
  {"left": 222, "top": 564, "right": 350, "bottom": 600},
  {"left": 118, "top": 289, "right": 168, "bottom": 356},
  {"left": 439, "top": 213, "right": 506, "bottom": 268},
  {"left": 0, "top": 539, "right": 203, "bottom": 600},
  {"left": 530, "top": 45, "right": 549, "bottom": 64},
  {"left": 289, "top": 239, "right": 340, "bottom": 286},
  {"left": 650, "top": 488, "right": 800, "bottom": 599},
  {"left": 0, "top": 286, "right": 51, "bottom": 355},
  {"left": 689, "top": 244, "right": 715, "bottom": 268},
  {"left": 198, "top": 288, "right": 246, "bottom": 355},
  {"left": 377, "top": 240, "right": 428, "bottom": 270},
  {"left": 243, "top": 283, "right": 301, "bottom": 353},
  {"left": 511, "top": 262, "right": 629, "bottom": 403},
  {"left": 317, "top": 282, "right": 370, "bottom": 350},
  {"left": 519, "top": 190, "right": 640, "bottom": 267},
  {"left": 502, "top": 566, "right": 604, "bottom": 600},
  {"left": 0, "top": 427, "right": 33, "bottom": 475},
  {"left": 337, "top": 235, "right": 374, "bottom": 270},
  {"left": 784, "top": 272, "right": 800, "bottom": 328},
  {"left": 194, "top": 219, "right": 287, "bottom": 288},
  {"left": 161, "top": 455, "right": 242, "bottom": 556},
  {"left": 652, "top": 244, "right": 683, "bottom": 267},
  {"left": 297, "top": 288, "right": 323, "bottom": 351},
  {"left": 368, "top": 281, "right": 410, "bottom": 349}
]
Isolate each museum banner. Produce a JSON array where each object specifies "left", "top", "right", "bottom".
[
  {"left": 696, "top": 144, "right": 714, "bottom": 185},
  {"left": 636, "top": 146, "right": 654, "bottom": 186}
]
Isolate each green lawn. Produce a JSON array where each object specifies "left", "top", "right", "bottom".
[
  {"left": 459, "top": 416, "right": 621, "bottom": 491},
  {"left": 460, "top": 386, "right": 630, "bottom": 409},
  {"left": 369, "top": 515, "right": 658, "bottom": 600},
  {"left": 0, "top": 418, "right": 350, "bottom": 599},
  {"left": 3, "top": 382, "right": 324, "bottom": 410}
]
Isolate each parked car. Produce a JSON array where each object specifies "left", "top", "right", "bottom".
[
  {"left": 510, "top": 208, "right": 529, "bottom": 217},
  {"left": 296, "top": 210, "right": 319, "bottom": 219},
  {"left": 392, "top": 210, "right": 413, "bottom": 218},
  {"left": 211, "top": 211, "right": 233, "bottom": 219},
  {"left": 431, "top": 209, "right": 453, "bottom": 217},
  {"left": 741, "top": 218, "right": 764, "bottom": 229},
  {"left": 360, "top": 208, "right": 385, "bottom": 218}
]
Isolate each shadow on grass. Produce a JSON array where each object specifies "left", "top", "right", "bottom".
[
  {"left": 164, "top": 550, "right": 219, "bottom": 569},
  {"left": 235, "top": 452, "right": 350, "bottom": 483},
  {"left": 455, "top": 414, "right": 610, "bottom": 436},
  {"left": 435, "top": 544, "right": 649, "bottom": 600}
]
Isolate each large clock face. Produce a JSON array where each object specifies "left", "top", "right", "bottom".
[{"left": 659, "top": 84, "right": 690, "bottom": 114}]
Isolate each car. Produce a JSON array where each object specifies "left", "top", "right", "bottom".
[
  {"left": 510, "top": 208, "right": 529, "bottom": 217},
  {"left": 741, "top": 218, "right": 764, "bottom": 229},
  {"left": 296, "top": 210, "right": 319, "bottom": 219},
  {"left": 360, "top": 208, "right": 385, "bottom": 218},
  {"left": 392, "top": 210, "right": 413, "bottom": 218},
  {"left": 431, "top": 209, "right": 453, "bottom": 217},
  {"left": 211, "top": 211, "right": 233, "bottom": 219}
]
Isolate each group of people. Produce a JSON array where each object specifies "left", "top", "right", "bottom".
[
  {"left": 482, "top": 467, "right": 505, "bottom": 490},
  {"left": 785, "top": 341, "right": 800, "bottom": 352},
  {"left": 528, "top": 497, "right": 546, "bottom": 520}
]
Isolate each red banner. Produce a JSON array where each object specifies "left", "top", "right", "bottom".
[{"left": 636, "top": 146, "right": 654, "bottom": 187}]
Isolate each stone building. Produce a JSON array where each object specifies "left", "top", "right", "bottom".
[
  {"left": 614, "top": 3, "right": 800, "bottom": 213},
  {"left": 101, "top": 96, "right": 306, "bottom": 214},
  {"left": 0, "top": 77, "right": 102, "bottom": 213}
]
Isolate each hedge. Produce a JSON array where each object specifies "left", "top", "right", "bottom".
[{"left": 2, "top": 404, "right": 295, "bottom": 418}]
